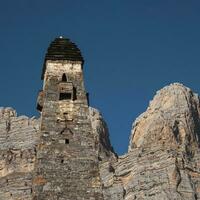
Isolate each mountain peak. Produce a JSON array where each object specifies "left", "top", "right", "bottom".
[{"left": 129, "top": 83, "right": 200, "bottom": 151}]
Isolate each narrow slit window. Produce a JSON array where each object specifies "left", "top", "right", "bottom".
[
  {"left": 73, "top": 87, "right": 77, "bottom": 100},
  {"left": 62, "top": 74, "right": 67, "bottom": 82},
  {"left": 59, "top": 93, "right": 72, "bottom": 100}
]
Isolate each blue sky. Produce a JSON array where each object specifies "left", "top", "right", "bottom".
[{"left": 0, "top": 0, "right": 200, "bottom": 154}]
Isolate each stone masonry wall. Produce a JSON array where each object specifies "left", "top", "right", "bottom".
[
  {"left": 0, "top": 106, "right": 114, "bottom": 200},
  {"left": 33, "top": 61, "right": 105, "bottom": 200},
  {"left": 0, "top": 79, "right": 200, "bottom": 200}
]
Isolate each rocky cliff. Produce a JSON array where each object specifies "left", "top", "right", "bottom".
[
  {"left": 100, "top": 83, "right": 200, "bottom": 200},
  {"left": 0, "top": 83, "right": 200, "bottom": 199},
  {"left": 0, "top": 108, "right": 39, "bottom": 199}
]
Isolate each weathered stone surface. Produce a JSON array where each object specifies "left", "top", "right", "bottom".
[
  {"left": 89, "top": 107, "right": 116, "bottom": 161},
  {"left": 1, "top": 83, "right": 200, "bottom": 199},
  {"left": 101, "top": 146, "right": 200, "bottom": 199},
  {"left": 1, "top": 37, "right": 200, "bottom": 200},
  {"left": 129, "top": 83, "right": 200, "bottom": 150},
  {"left": 0, "top": 105, "right": 115, "bottom": 200},
  {"left": 100, "top": 83, "right": 200, "bottom": 200},
  {"left": 0, "top": 107, "right": 39, "bottom": 200},
  {"left": 33, "top": 58, "right": 107, "bottom": 199}
]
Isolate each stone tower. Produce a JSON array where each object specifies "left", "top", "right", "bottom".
[{"left": 33, "top": 37, "right": 103, "bottom": 199}]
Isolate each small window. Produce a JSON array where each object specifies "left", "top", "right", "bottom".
[
  {"left": 65, "top": 139, "right": 69, "bottom": 144},
  {"left": 59, "top": 93, "right": 72, "bottom": 100},
  {"left": 73, "top": 87, "right": 77, "bottom": 100},
  {"left": 62, "top": 74, "right": 67, "bottom": 82}
]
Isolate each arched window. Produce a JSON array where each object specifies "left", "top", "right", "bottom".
[{"left": 62, "top": 73, "right": 67, "bottom": 82}]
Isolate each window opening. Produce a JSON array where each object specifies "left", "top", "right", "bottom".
[
  {"left": 59, "top": 93, "right": 72, "bottom": 100},
  {"left": 73, "top": 87, "right": 77, "bottom": 100},
  {"left": 65, "top": 139, "right": 69, "bottom": 144},
  {"left": 62, "top": 74, "right": 67, "bottom": 82}
]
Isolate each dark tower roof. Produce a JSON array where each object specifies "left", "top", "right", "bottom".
[{"left": 41, "top": 37, "right": 84, "bottom": 79}]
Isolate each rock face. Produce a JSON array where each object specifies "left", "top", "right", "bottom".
[
  {"left": 100, "top": 83, "right": 200, "bottom": 200},
  {"left": 0, "top": 83, "right": 200, "bottom": 199},
  {"left": 0, "top": 37, "right": 200, "bottom": 199},
  {"left": 0, "top": 106, "right": 114, "bottom": 200},
  {"left": 129, "top": 83, "right": 200, "bottom": 150},
  {"left": 0, "top": 108, "right": 39, "bottom": 200},
  {"left": 89, "top": 107, "right": 116, "bottom": 161}
]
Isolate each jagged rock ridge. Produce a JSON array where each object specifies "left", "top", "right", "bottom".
[
  {"left": 100, "top": 83, "right": 200, "bottom": 200},
  {"left": 0, "top": 83, "right": 199, "bottom": 200},
  {"left": 129, "top": 83, "right": 200, "bottom": 150},
  {"left": 0, "top": 108, "right": 39, "bottom": 199}
]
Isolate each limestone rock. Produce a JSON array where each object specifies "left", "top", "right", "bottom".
[
  {"left": 0, "top": 106, "right": 115, "bottom": 200},
  {"left": 129, "top": 83, "right": 200, "bottom": 150},
  {"left": 100, "top": 83, "right": 200, "bottom": 200},
  {"left": 89, "top": 107, "right": 116, "bottom": 160},
  {"left": 1, "top": 83, "right": 200, "bottom": 200},
  {"left": 2, "top": 37, "right": 200, "bottom": 199},
  {"left": 0, "top": 107, "right": 39, "bottom": 199}
]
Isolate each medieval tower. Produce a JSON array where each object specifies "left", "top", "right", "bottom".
[
  {"left": 0, "top": 37, "right": 199, "bottom": 200},
  {"left": 33, "top": 37, "right": 104, "bottom": 199}
]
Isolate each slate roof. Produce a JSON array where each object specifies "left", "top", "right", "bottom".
[{"left": 41, "top": 37, "right": 84, "bottom": 79}]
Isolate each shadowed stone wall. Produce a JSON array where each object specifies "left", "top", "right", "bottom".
[{"left": 33, "top": 61, "right": 104, "bottom": 200}]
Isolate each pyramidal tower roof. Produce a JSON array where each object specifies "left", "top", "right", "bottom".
[{"left": 41, "top": 37, "right": 84, "bottom": 79}]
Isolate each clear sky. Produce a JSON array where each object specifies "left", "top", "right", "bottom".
[{"left": 0, "top": 0, "right": 200, "bottom": 155}]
